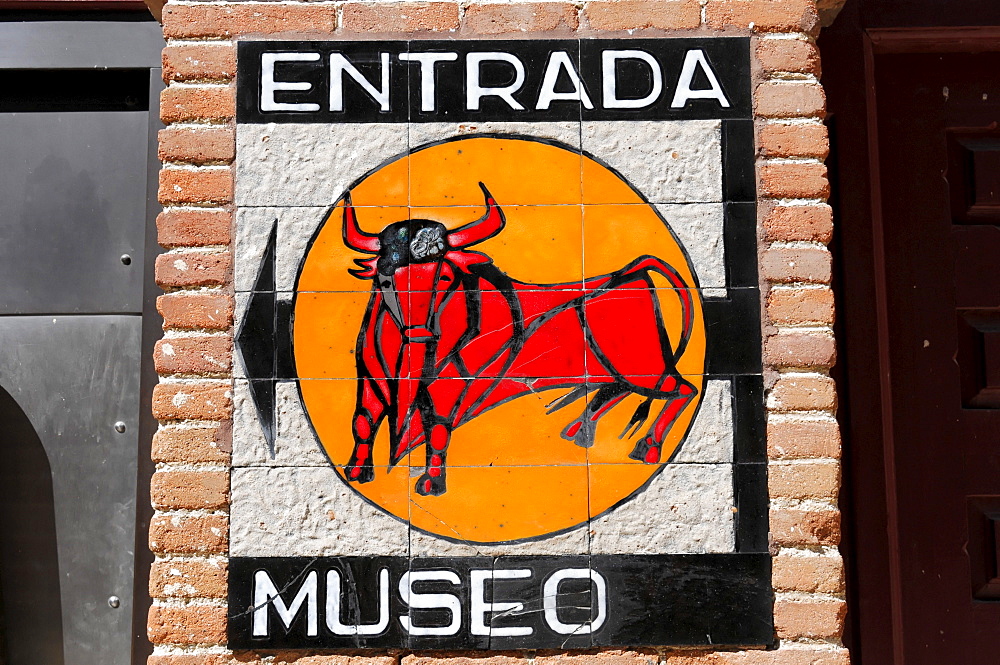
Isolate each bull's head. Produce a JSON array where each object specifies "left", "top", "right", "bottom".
[{"left": 343, "top": 182, "right": 505, "bottom": 343}]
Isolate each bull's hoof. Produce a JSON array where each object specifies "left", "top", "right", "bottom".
[
  {"left": 562, "top": 418, "right": 596, "bottom": 448},
  {"left": 415, "top": 473, "right": 447, "bottom": 496},
  {"left": 628, "top": 437, "right": 662, "bottom": 464},
  {"left": 345, "top": 462, "right": 375, "bottom": 483}
]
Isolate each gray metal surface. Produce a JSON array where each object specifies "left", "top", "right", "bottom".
[
  {"left": 0, "top": 111, "right": 148, "bottom": 314},
  {"left": 130, "top": 68, "right": 167, "bottom": 664},
  {"left": 0, "top": 315, "right": 141, "bottom": 665},
  {"left": 0, "top": 21, "right": 164, "bottom": 69}
]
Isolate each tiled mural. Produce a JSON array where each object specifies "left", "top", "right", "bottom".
[{"left": 230, "top": 38, "right": 769, "bottom": 649}]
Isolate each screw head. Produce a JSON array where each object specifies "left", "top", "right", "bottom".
[
  {"left": 120, "top": 254, "right": 132, "bottom": 265},
  {"left": 114, "top": 421, "right": 126, "bottom": 433},
  {"left": 108, "top": 596, "right": 121, "bottom": 609}
]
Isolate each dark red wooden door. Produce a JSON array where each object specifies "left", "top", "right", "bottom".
[{"left": 872, "top": 51, "right": 1000, "bottom": 662}]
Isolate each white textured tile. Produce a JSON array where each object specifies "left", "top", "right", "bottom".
[
  {"left": 409, "top": 121, "right": 580, "bottom": 151},
  {"left": 236, "top": 206, "right": 330, "bottom": 292},
  {"left": 655, "top": 202, "right": 725, "bottom": 289},
  {"left": 672, "top": 379, "right": 733, "bottom": 464},
  {"left": 233, "top": 211, "right": 274, "bottom": 292},
  {"left": 236, "top": 123, "right": 408, "bottom": 207},
  {"left": 590, "top": 463, "right": 735, "bottom": 554},
  {"left": 582, "top": 120, "right": 722, "bottom": 203},
  {"left": 233, "top": 292, "right": 248, "bottom": 379},
  {"left": 230, "top": 466, "right": 408, "bottom": 557},
  {"left": 232, "top": 380, "right": 330, "bottom": 467}
]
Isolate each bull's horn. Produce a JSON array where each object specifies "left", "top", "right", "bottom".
[
  {"left": 447, "top": 182, "right": 506, "bottom": 248},
  {"left": 342, "top": 193, "right": 380, "bottom": 253}
]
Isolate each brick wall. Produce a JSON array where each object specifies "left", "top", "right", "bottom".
[{"left": 149, "top": 1, "right": 845, "bottom": 663}]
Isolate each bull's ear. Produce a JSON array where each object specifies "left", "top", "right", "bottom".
[
  {"left": 446, "top": 250, "right": 492, "bottom": 273},
  {"left": 348, "top": 257, "right": 379, "bottom": 279}
]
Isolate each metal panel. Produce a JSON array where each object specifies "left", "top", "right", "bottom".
[
  {"left": 0, "top": 315, "right": 141, "bottom": 665},
  {"left": 0, "top": 112, "right": 148, "bottom": 314},
  {"left": 0, "top": 21, "right": 164, "bottom": 69}
]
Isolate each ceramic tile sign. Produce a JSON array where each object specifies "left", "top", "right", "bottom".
[{"left": 230, "top": 38, "right": 770, "bottom": 650}]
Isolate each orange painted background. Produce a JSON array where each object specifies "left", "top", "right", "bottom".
[{"left": 294, "top": 137, "right": 706, "bottom": 544}]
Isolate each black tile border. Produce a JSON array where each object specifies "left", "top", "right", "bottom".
[
  {"left": 228, "top": 554, "right": 773, "bottom": 650},
  {"left": 236, "top": 38, "right": 752, "bottom": 124},
  {"left": 230, "top": 36, "right": 770, "bottom": 651}
]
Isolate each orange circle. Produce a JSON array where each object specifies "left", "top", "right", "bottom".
[{"left": 294, "top": 136, "right": 706, "bottom": 544}]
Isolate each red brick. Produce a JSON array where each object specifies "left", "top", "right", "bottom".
[
  {"left": 705, "top": 0, "right": 818, "bottom": 33},
  {"left": 404, "top": 656, "right": 526, "bottom": 665},
  {"left": 761, "top": 247, "right": 832, "bottom": 283},
  {"left": 758, "top": 122, "right": 829, "bottom": 159},
  {"left": 152, "top": 382, "right": 232, "bottom": 421},
  {"left": 661, "top": 655, "right": 725, "bottom": 665},
  {"left": 151, "top": 470, "right": 230, "bottom": 511},
  {"left": 159, "top": 126, "right": 236, "bottom": 165},
  {"left": 149, "top": 558, "right": 228, "bottom": 598},
  {"left": 160, "top": 84, "right": 235, "bottom": 123},
  {"left": 157, "top": 292, "right": 235, "bottom": 330},
  {"left": 720, "top": 648, "right": 849, "bottom": 665},
  {"left": 147, "top": 603, "right": 227, "bottom": 645},
  {"left": 157, "top": 208, "right": 232, "bottom": 248},
  {"left": 767, "top": 418, "right": 841, "bottom": 460},
  {"left": 774, "top": 599, "right": 846, "bottom": 640},
  {"left": 154, "top": 336, "right": 233, "bottom": 376},
  {"left": 770, "top": 508, "right": 841, "bottom": 546},
  {"left": 759, "top": 161, "right": 829, "bottom": 199},
  {"left": 583, "top": 0, "right": 700, "bottom": 30},
  {"left": 755, "top": 38, "right": 821, "bottom": 75},
  {"left": 147, "top": 656, "right": 233, "bottom": 665},
  {"left": 162, "top": 43, "right": 237, "bottom": 82},
  {"left": 162, "top": 3, "right": 337, "bottom": 39},
  {"left": 256, "top": 656, "right": 398, "bottom": 665},
  {"left": 152, "top": 425, "right": 232, "bottom": 464},
  {"left": 155, "top": 251, "right": 230, "bottom": 288},
  {"left": 464, "top": 2, "right": 578, "bottom": 34},
  {"left": 772, "top": 554, "right": 845, "bottom": 593},
  {"left": 768, "top": 462, "right": 840, "bottom": 500},
  {"left": 767, "top": 287, "right": 835, "bottom": 325},
  {"left": 769, "top": 374, "right": 836, "bottom": 411},
  {"left": 149, "top": 513, "right": 228, "bottom": 554},
  {"left": 536, "top": 652, "right": 660, "bottom": 665},
  {"left": 158, "top": 168, "right": 233, "bottom": 206},
  {"left": 762, "top": 204, "right": 833, "bottom": 243},
  {"left": 764, "top": 332, "right": 836, "bottom": 368},
  {"left": 755, "top": 81, "right": 825, "bottom": 118},
  {"left": 342, "top": 2, "right": 460, "bottom": 33}
]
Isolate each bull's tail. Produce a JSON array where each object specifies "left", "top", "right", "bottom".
[{"left": 621, "top": 256, "right": 695, "bottom": 362}]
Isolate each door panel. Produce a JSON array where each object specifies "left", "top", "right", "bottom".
[
  {"left": 875, "top": 52, "right": 1000, "bottom": 663},
  {"left": 0, "top": 18, "right": 163, "bottom": 665},
  {"left": 0, "top": 316, "right": 141, "bottom": 665},
  {"left": 0, "top": 111, "right": 148, "bottom": 314}
]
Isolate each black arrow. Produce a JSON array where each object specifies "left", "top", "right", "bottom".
[{"left": 235, "top": 221, "right": 294, "bottom": 455}]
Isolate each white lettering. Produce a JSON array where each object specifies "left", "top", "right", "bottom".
[
  {"left": 330, "top": 52, "right": 391, "bottom": 112},
  {"left": 325, "top": 568, "right": 390, "bottom": 636},
  {"left": 536, "top": 51, "right": 594, "bottom": 110},
  {"left": 466, "top": 52, "right": 526, "bottom": 111},
  {"left": 670, "top": 49, "right": 731, "bottom": 108},
  {"left": 470, "top": 569, "right": 533, "bottom": 637},
  {"left": 260, "top": 52, "right": 321, "bottom": 112},
  {"left": 542, "top": 569, "right": 607, "bottom": 635},
  {"left": 252, "top": 570, "right": 318, "bottom": 637},
  {"left": 601, "top": 50, "right": 663, "bottom": 110},
  {"left": 399, "top": 52, "right": 459, "bottom": 112},
  {"left": 399, "top": 570, "right": 462, "bottom": 636}
]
